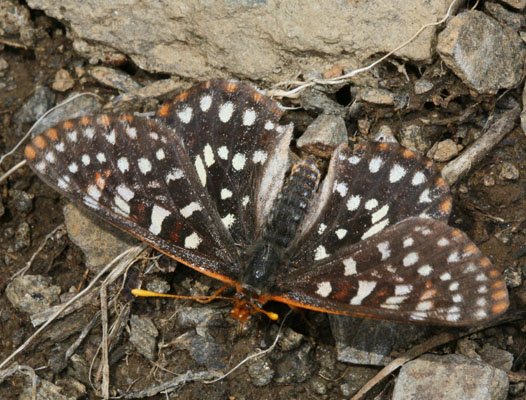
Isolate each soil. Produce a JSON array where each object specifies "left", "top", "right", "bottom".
[{"left": 0, "top": 10, "right": 525, "bottom": 400}]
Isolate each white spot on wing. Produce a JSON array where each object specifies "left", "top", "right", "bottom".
[
  {"left": 440, "top": 272, "right": 451, "bottom": 281},
  {"left": 156, "top": 149, "right": 165, "bottom": 160},
  {"left": 347, "top": 195, "right": 361, "bottom": 211},
  {"left": 138, "top": 158, "right": 152, "bottom": 174},
  {"left": 371, "top": 204, "right": 389, "bottom": 223},
  {"left": 314, "top": 245, "right": 329, "bottom": 260},
  {"left": 194, "top": 155, "right": 207, "bottom": 186},
  {"left": 96, "top": 152, "right": 106, "bottom": 163},
  {"left": 221, "top": 214, "right": 236, "bottom": 230},
  {"left": 116, "top": 184, "right": 134, "bottom": 201},
  {"left": 403, "top": 252, "right": 419, "bottom": 267},
  {"left": 180, "top": 202, "right": 202, "bottom": 218},
  {"left": 348, "top": 156, "right": 361, "bottom": 164},
  {"left": 361, "top": 218, "right": 389, "bottom": 240},
  {"left": 118, "top": 157, "right": 129, "bottom": 172},
  {"left": 204, "top": 144, "right": 215, "bottom": 167},
  {"left": 412, "top": 171, "right": 426, "bottom": 185},
  {"left": 242, "top": 108, "right": 256, "bottom": 126},
  {"left": 242, "top": 196, "right": 250, "bottom": 207},
  {"left": 45, "top": 152, "right": 56, "bottom": 163},
  {"left": 105, "top": 129, "right": 116, "bottom": 145},
  {"left": 232, "top": 153, "right": 246, "bottom": 171},
  {"left": 218, "top": 146, "right": 229, "bottom": 160},
  {"left": 395, "top": 284, "right": 412, "bottom": 296},
  {"left": 149, "top": 205, "right": 170, "bottom": 235},
  {"left": 81, "top": 154, "right": 90, "bottom": 165},
  {"left": 166, "top": 168, "right": 183, "bottom": 182},
  {"left": 219, "top": 101, "right": 234, "bottom": 122},
  {"left": 184, "top": 232, "right": 202, "bottom": 249},
  {"left": 369, "top": 157, "right": 382, "bottom": 173},
  {"left": 84, "top": 127, "right": 95, "bottom": 139},
  {"left": 55, "top": 142, "right": 65, "bottom": 152},
  {"left": 178, "top": 106, "right": 193, "bottom": 124},
  {"left": 200, "top": 95, "right": 212, "bottom": 112},
  {"left": 350, "top": 281, "right": 377, "bottom": 305},
  {"left": 87, "top": 184, "right": 101, "bottom": 201},
  {"left": 377, "top": 241, "right": 390, "bottom": 260},
  {"left": 419, "top": 189, "right": 431, "bottom": 203},
  {"left": 68, "top": 162, "right": 78, "bottom": 173},
  {"left": 114, "top": 196, "right": 130, "bottom": 215},
  {"left": 126, "top": 126, "right": 137, "bottom": 139},
  {"left": 418, "top": 264, "right": 433, "bottom": 276},
  {"left": 389, "top": 164, "right": 406, "bottom": 183},
  {"left": 67, "top": 130, "right": 77, "bottom": 142},
  {"left": 221, "top": 188, "right": 233, "bottom": 199},
  {"left": 365, "top": 198, "right": 378, "bottom": 210},
  {"left": 252, "top": 150, "right": 267, "bottom": 164},
  {"left": 335, "top": 229, "right": 347, "bottom": 239},
  {"left": 343, "top": 257, "right": 357, "bottom": 276},
  {"left": 334, "top": 182, "right": 348, "bottom": 197},
  {"left": 317, "top": 224, "right": 327, "bottom": 235},
  {"left": 264, "top": 121, "right": 274, "bottom": 130},
  {"left": 316, "top": 281, "right": 332, "bottom": 297},
  {"left": 403, "top": 237, "right": 414, "bottom": 247}
]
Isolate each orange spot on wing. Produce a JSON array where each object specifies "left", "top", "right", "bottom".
[
  {"left": 402, "top": 149, "right": 415, "bottom": 159},
  {"left": 425, "top": 280, "right": 433, "bottom": 289},
  {"left": 489, "top": 270, "right": 501, "bottom": 278},
  {"left": 45, "top": 128, "right": 58, "bottom": 141},
  {"left": 158, "top": 104, "right": 170, "bottom": 117},
  {"left": 33, "top": 135, "right": 46, "bottom": 149},
  {"left": 98, "top": 115, "right": 111, "bottom": 127},
  {"left": 95, "top": 172, "right": 106, "bottom": 190},
  {"left": 252, "top": 91, "right": 264, "bottom": 103},
  {"left": 80, "top": 116, "right": 91, "bottom": 125},
  {"left": 104, "top": 169, "right": 112, "bottom": 177},
  {"left": 175, "top": 91, "right": 189, "bottom": 102},
  {"left": 377, "top": 143, "right": 388, "bottom": 151},
  {"left": 420, "top": 289, "right": 436, "bottom": 300},
  {"left": 451, "top": 229, "right": 462, "bottom": 238},
  {"left": 492, "top": 301, "right": 508, "bottom": 314},
  {"left": 480, "top": 258, "right": 491, "bottom": 268},
  {"left": 492, "top": 290, "right": 508, "bottom": 301},
  {"left": 62, "top": 120, "right": 74, "bottom": 130},
  {"left": 435, "top": 176, "right": 447, "bottom": 190},
  {"left": 463, "top": 244, "right": 476, "bottom": 255},
  {"left": 225, "top": 82, "right": 238, "bottom": 92},
  {"left": 24, "top": 145, "right": 36, "bottom": 160},
  {"left": 121, "top": 114, "right": 133, "bottom": 122},
  {"left": 439, "top": 198, "right": 452, "bottom": 214},
  {"left": 491, "top": 281, "right": 505, "bottom": 289}
]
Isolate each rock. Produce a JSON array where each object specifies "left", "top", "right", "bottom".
[
  {"left": 274, "top": 342, "right": 313, "bottom": 384},
  {"left": 0, "top": 0, "right": 36, "bottom": 47},
  {"left": 357, "top": 87, "right": 395, "bottom": 105},
  {"left": 437, "top": 11, "right": 525, "bottom": 93},
  {"left": 479, "top": 344, "right": 514, "bottom": 370},
  {"left": 371, "top": 125, "right": 398, "bottom": 143},
  {"left": 89, "top": 66, "right": 142, "bottom": 93},
  {"left": 146, "top": 278, "right": 170, "bottom": 294},
  {"left": 247, "top": 358, "right": 274, "bottom": 387},
  {"left": 414, "top": 78, "right": 433, "bottom": 94},
  {"left": 483, "top": 175, "right": 496, "bottom": 186},
  {"left": 296, "top": 114, "right": 348, "bottom": 158},
  {"left": 63, "top": 203, "right": 137, "bottom": 271},
  {"left": 300, "top": 87, "right": 346, "bottom": 116},
  {"left": 31, "top": 91, "right": 102, "bottom": 136},
  {"left": 499, "top": 161, "right": 519, "bottom": 180},
  {"left": 329, "top": 315, "right": 432, "bottom": 366},
  {"left": 0, "top": 57, "right": 8, "bottom": 71},
  {"left": 14, "top": 86, "right": 56, "bottom": 126},
  {"left": 393, "top": 354, "right": 508, "bottom": 400},
  {"left": 309, "top": 376, "right": 328, "bottom": 395},
  {"left": 6, "top": 274, "right": 61, "bottom": 314},
  {"left": 11, "top": 189, "right": 34, "bottom": 213},
  {"left": 278, "top": 327, "right": 305, "bottom": 352},
  {"left": 399, "top": 124, "right": 434, "bottom": 153},
  {"left": 52, "top": 69, "right": 75, "bottom": 92},
  {"left": 25, "top": 0, "right": 453, "bottom": 82},
  {"left": 14, "top": 221, "right": 31, "bottom": 251},
  {"left": 500, "top": 0, "right": 526, "bottom": 10},
  {"left": 129, "top": 314, "right": 158, "bottom": 361},
  {"left": 504, "top": 265, "right": 522, "bottom": 288},
  {"left": 484, "top": 2, "right": 524, "bottom": 30},
  {"left": 172, "top": 330, "right": 226, "bottom": 369},
  {"left": 428, "top": 139, "right": 459, "bottom": 162}
]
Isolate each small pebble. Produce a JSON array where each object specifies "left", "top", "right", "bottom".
[
  {"left": 499, "top": 162, "right": 519, "bottom": 180},
  {"left": 52, "top": 69, "right": 75, "bottom": 92}
]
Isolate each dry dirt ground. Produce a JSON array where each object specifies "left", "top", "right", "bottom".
[{"left": 0, "top": 9, "right": 525, "bottom": 400}]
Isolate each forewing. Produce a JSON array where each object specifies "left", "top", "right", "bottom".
[
  {"left": 273, "top": 218, "right": 509, "bottom": 326},
  {"left": 24, "top": 115, "right": 240, "bottom": 283},
  {"left": 155, "top": 80, "right": 292, "bottom": 244},
  {"left": 289, "top": 142, "right": 452, "bottom": 266}
]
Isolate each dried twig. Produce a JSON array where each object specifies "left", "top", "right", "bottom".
[
  {"left": 442, "top": 105, "right": 521, "bottom": 185},
  {"left": 0, "top": 364, "right": 38, "bottom": 400},
  {"left": 0, "top": 245, "right": 145, "bottom": 371}
]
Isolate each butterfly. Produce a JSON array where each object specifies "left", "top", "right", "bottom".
[{"left": 24, "top": 79, "right": 509, "bottom": 326}]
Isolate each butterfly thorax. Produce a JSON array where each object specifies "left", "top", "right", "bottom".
[{"left": 240, "top": 158, "right": 321, "bottom": 299}]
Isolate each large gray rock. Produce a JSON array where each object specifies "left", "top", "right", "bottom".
[
  {"left": 437, "top": 10, "right": 524, "bottom": 93},
  {"left": 26, "top": 0, "right": 455, "bottom": 82},
  {"left": 392, "top": 354, "right": 509, "bottom": 400}
]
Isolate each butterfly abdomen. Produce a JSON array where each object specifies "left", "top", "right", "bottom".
[{"left": 263, "top": 157, "right": 321, "bottom": 248}]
